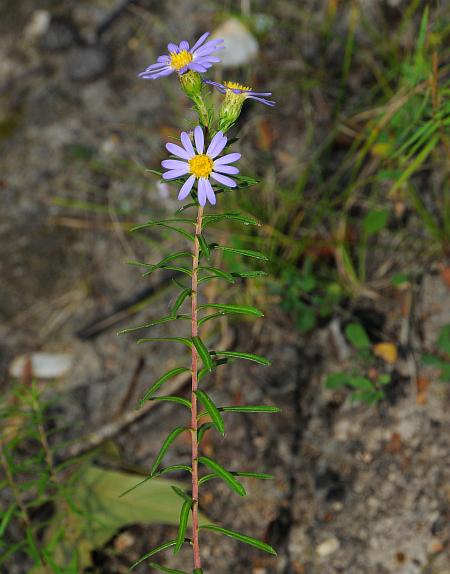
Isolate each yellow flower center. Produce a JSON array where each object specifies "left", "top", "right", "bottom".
[
  {"left": 224, "top": 81, "right": 252, "bottom": 92},
  {"left": 189, "top": 154, "right": 213, "bottom": 178},
  {"left": 170, "top": 50, "right": 193, "bottom": 71}
]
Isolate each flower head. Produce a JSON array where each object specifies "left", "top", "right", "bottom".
[
  {"left": 139, "top": 33, "right": 224, "bottom": 80},
  {"left": 162, "top": 126, "right": 241, "bottom": 207},
  {"left": 205, "top": 80, "right": 275, "bottom": 132}
]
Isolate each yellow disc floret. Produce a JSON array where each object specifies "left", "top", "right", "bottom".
[
  {"left": 189, "top": 154, "right": 213, "bottom": 178},
  {"left": 224, "top": 81, "right": 252, "bottom": 92},
  {"left": 170, "top": 50, "right": 193, "bottom": 71}
]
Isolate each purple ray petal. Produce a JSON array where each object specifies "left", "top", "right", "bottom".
[
  {"left": 204, "top": 178, "right": 216, "bottom": 205},
  {"left": 162, "top": 167, "right": 189, "bottom": 180},
  {"left": 213, "top": 164, "right": 239, "bottom": 175},
  {"left": 194, "top": 126, "right": 204, "bottom": 154},
  {"left": 213, "top": 152, "right": 241, "bottom": 166},
  {"left": 178, "top": 175, "right": 195, "bottom": 200},
  {"left": 207, "top": 132, "right": 227, "bottom": 158},
  {"left": 191, "top": 32, "right": 210, "bottom": 53},
  {"left": 179, "top": 40, "right": 189, "bottom": 51},
  {"left": 189, "top": 63, "right": 208, "bottom": 72},
  {"left": 157, "top": 55, "right": 170, "bottom": 63},
  {"left": 210, "top": 172, "right": 237, "bottom": 187},
  {"left": 197, "top": 178, "right": 207, "bottom": 206},
  {"left": 180, "top": 132, "right": 195, "bottom": 157},
  {"left": 168, "top": 43, "right": 178, "bottom": 53},
  {"left": 139, "top": 68, "right": 173, "bottom": 80},
  {"left": 166, "top": 142, "right": 193, "bottom": 160},
  {"left": 248, "top": 95, "right": 276, "bottom": 106},
  {"left": 161, "top": 159, "right": 189, "bottom": 170}
]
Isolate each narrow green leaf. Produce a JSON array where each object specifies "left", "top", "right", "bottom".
[
  {"left": 171, "top": 485, "right": 192, "bottom": 503},
  {"left": 132, "top": 218, "right": 195, "bottom": 229},
  {"left": 197, "top": 422, "right": 215, "bottom": 443},
  {"left": 143, "top": 265, "right": 192, "bottom": 277},
  {"left": 140, "top": 367, "right": 190, "bottom": 405},
  {"left": 212, "top": 245, "right": 269, "bottom": 261},
  {"left": 130, "top": 539, "right": 178, "bottom": 570},
  {"left": 198, "top": 304, "right": 263, "bottom": 318},
  {"left": 131, "top": 222, "right": 195, "bottom": 241},
  {"left": 231, "top": 271, "right": 268, "bottom": 279},
  {"left": 199, "top": 471, "right": 274, "bottom": 486},
  {"left": 174, "top": 499, "right": 192, "bottom": 554},
  {"left": 192, "top": 569, "right": 204, "bottom": 574},
  {"left": 119, "top": 314, "right": 189, "bottom": 335},
  {"left": 198, "top": 358, "right": 228, "bottom": 381},
  {"left": 211, "top": 351, "right": 271, "bottom": 366},
  {"left": 200, "top": 525, "right": 276, "bottom": 555},
  {"left": 196, "top": 391, "right": 225, "bottom": 436},
  {"left": 138, "top": 337, "right": 193, "bottom": 348},
  {"left": 220, "top": 405, "right": 281, "bottom": 413},
  {"left": 119, "top": 465, "right": 191, "bottom": 498},
  {"left": 345, "top": 323, "right": 371, "bottom": 349},
  {"left": 149, "top": 396, "right": 192, "bottom": 409},
  {"left": 151, "top": 427, "right": 187, "bottom": 476},
  {"left": 198, "top": 234, "right": 210, "bottom": 259},
  {"left": 0, "top": 503, "right": 16, "bottom": 537},
  {"left": 149, "top": 563, "right": 189, "bottom": 574},
  {"left": 192, "top": 336, "right": 213, "bottom": 371},
  {"left": 198, "top": 266, "right": 235, "bottom": 284},
  {"left": 202, "top": 212, "right": 259, "bottom": 228},
  {"left": 171, "top": 288, "right": 192, "bottom": 315},
  {"left": 198, "top": 456, "right": 246, "bottom": 497},
  {"left": 198, "top": 312, "right": 231, "bottom": 326}
]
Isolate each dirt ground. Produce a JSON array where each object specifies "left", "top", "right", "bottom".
[{"left": 1, "top": 1, "right": 449, "bottom": 573}]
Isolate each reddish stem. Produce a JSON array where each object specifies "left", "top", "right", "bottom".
[{"left": 191, "top": 205, "right": 204, "bottom": 571}]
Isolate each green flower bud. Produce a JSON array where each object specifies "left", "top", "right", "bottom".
[{"left": 179, "top": 70, "right": 203, "bottom": 97}]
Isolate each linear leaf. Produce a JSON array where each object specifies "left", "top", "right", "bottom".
[
  {"left": 171, "top": 485, "right": 192, "bottom": 503},
  {"left": 151, "top": 427, "right": 187, "bottom": 475},
  {"left": 192, "top": 336, "right": 213, "bottom": 371},
  {"left": 211, "top": 245, "right": 269, "bottom": 261},
  {"left": 0, "top": 503, "right": 16, "bottom": 537},
  {"left": 198, "top": 358, "right": 229, "bottom": 381},
  {"left": 149, "top": 396, "right": 192, "bottom": 409},
  {"left": 198, "top": 266, "right": 235, "bottom": 284},
  {"left": 131, "top": 222, "right": 195, "bottom": 241},
  {"left": 130, "top": 539, "right": 178, "bottom": 570},
  {"left": 119, "top": 465, "right": 191, "bottom": 498},
  {"left": 174, "top": 499, "right": 192, "bottom": 554},
  {"left": 211, "top": 351, "right": 271, "bottom": 366},
  {"left": 198, "top": 456, "right": 246, "bottom": 497},
  {"left": 200, "top": 525, "right": 276, "bottom": 555},
  {"left": 132, "top": 218, "right": 195, "bottom": 229},
  {"left": 138, "top": 337, "right": 193, "bottom": 348},
  {"left": 203, "top": 212, "right": 259, "bottom": 228},
  {"left": 119, "top": 314, "right": 189, "bottom": 334},
  {"left": 197, "top": 422, "right": 215, "bottom": 443},
  {"left": 220, "top": 405, "right": 281, "bottom": 413},
  {"left": 171, "top": 288, "right": 192, "bottom": 315},
  {"left": 195, "top": 391, "right": 225, "bottom": 436},
  {"left": 149, "top": 563, "right": 189, "bottom": 574},
  {"left": 198, "top": 312, "right": 231, "bottom": 326},
  {"left": 199, "top": 471, "right": 274, "bottom": 486},
  {"left": 143, "top": 265, "right": 192, "bottom": 277},
  {"left": 198, "top": 234, "right": 210, "bottom": 259},
  {"left": 142, "top": 251, "right": 193, "bottom": 271},
  {"left": 231, "top": 271, "right": 268, "bottom": 279},
  {"left": 198, "top": 304, "right": 263, "bottom": 318},
  {"left": 140, "top": 367, "right": 190, "bottom": 404}
]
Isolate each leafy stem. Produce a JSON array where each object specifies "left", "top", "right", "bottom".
[{"left": 190, "top": 204, "right": 204, "bottom": 571}]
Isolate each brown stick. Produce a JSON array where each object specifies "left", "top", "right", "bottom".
[{"left": 190, "top": 205, "right": 203, "bottom": 571}]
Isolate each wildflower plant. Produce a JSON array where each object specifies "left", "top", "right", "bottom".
[{"left": 122, "top": 32, "right": 279, "bottom": 572}]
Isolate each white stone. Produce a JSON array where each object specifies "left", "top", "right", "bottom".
[
  {"left": 9, "top": 352, "right": 73, "bottom": 379},
  {"left": 212, "top": 19, "right": 259, "bottom": 68},
  {"left": 317, "top": 537, "right": 340, "bottom": 557}
]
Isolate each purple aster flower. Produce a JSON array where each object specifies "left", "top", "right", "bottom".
[
  {"left": 139, "top": 32, "right": 224, "bottom": 80},
  {"left": 161, "top": 126, "right": 241, "bottom": 207},
  {"left": 205, "top": 80, "right": 276, "bottom": 107}
]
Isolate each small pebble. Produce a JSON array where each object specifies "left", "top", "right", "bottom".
[{"left": 317, "top": 537, "right": 340, "bottom": 557}]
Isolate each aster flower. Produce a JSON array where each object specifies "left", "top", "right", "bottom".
[
  {"left": 205, "top": 80, "right": 276, "bottom": 107},
  {"left": 161, "top": 126, "right": 241, "bottom": 207},
  {"left": 139, "top": 32, "right": 224, "bottom": 80}
]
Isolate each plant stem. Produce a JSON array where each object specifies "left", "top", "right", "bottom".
[{"left": 191, "top": 204, "right": 204, "bottom": 571}]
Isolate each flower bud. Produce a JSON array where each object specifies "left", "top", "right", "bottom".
[{"left": 217, "top": 90, "right": 247, "bottom": 133}]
